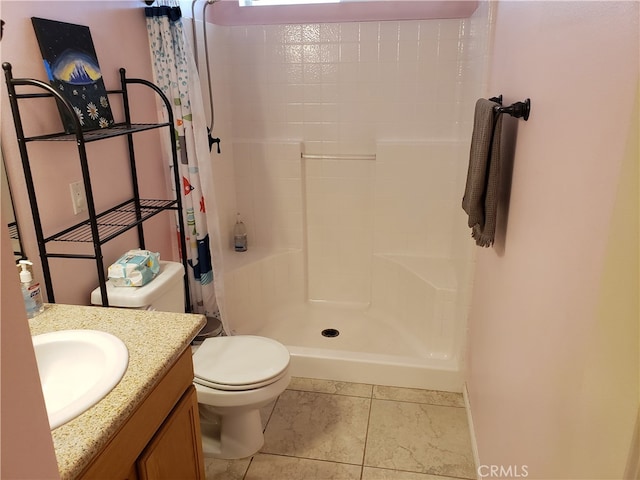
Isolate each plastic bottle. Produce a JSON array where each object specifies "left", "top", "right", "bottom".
[
  {"left": 19, "top": 260, "right": 44, "bottom": 318},
  {"left": 233, "top": 213, "right": 247, "bottom": 252}
]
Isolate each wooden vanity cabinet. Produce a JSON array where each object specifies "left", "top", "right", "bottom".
[
  {"left": 79, "top": 348, "right": 205, "bottom": 479},
  {"left": 137, "top": 386, "right": 203, "bottom": 479}
]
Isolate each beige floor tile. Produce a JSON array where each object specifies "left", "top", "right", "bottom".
[
  {"left": 372, "top": 386, "right": 464, "bottom": 407},
  {"left": 260, "top": 398, "right": 277, "bottom": 431},
  {"left": 245, "top": 454, "right": 362, "bottom": 480},
  {"left": 262, "top": 390, "right": 371, "bottom": 464},
  {"left": 289, "top": 377, "right": 373, "bottom": 397},
  {"left": 204, "top": 456, "right": 251, "bottom": 480},
  {"left": 362, "top": 466, "right": 457, "bottom": 479},
  {"left": 364, "top": 400, "right": 475, "bottom": 479}
]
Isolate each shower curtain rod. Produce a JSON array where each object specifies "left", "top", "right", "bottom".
[
  {"left": 191, "top": 0, "right": 221, "bottom": 153},
  {"left": 301, "top": 153, "right": 377, "bottom": 161}
]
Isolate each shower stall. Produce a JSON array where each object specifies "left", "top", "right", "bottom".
[{"left": 194, "top": 3, "right": 492, "bottom": 391}]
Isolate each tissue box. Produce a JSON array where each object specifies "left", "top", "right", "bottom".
[{"left": 108, "top": 249, "right": 160, "bottom": 287}]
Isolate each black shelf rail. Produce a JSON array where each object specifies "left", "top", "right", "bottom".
[
  {"left": 3, "top": 62, "right": 191, "bottom": 311},
  {"left": 23, "top": 123, "right": 171, "bottom": 143},
  {"left": 44, "top": 198, "right": 179, "bottom": 244}
]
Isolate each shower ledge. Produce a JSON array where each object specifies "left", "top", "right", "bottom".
[
  {"left": 377, "top": 254, "right": 457, "bottom": 291},
  {"left": 223, "top": 247, "right": 300, "bottom": 273}
]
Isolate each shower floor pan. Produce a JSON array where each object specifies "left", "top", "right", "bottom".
[{"left": 249, "top": 301, "right": 463, "bottom": 392}]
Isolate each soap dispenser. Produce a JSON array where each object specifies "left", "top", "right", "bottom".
[
  {"left": 19, "top": 260, "right": 44, "bottom": 318},
  {"left": 233, "top": 213, "right": 247, "bottom": 252}
]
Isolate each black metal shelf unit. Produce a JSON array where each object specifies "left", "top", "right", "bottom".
[{"left": 3, "top": 62, "right": 191, "bottom": 312}]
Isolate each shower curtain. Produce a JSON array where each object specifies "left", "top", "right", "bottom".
[{"left": 145, "top": 4, "right": 226, "bottom": 331}]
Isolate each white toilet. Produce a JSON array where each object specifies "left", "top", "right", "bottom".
[
  {"left": 90, "top": 260, "right": 291, "bottom": 459},
  {"left": 193, "top": 335, "right": 290, "bottom": 459},
  {"left": 90, "top": 261, "right": 186, "bottom": 312}
]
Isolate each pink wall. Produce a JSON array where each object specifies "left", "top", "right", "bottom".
[
  {"left": 1, "top": 215, "right": 59, "bottom": 477},
  {"left": 1, "top": 1, "right": 176, "bottom": 305},
  {"left": 0, "top": 3, "right": 175, "bottom": 476},
  {"left": 467, "top": 2, "right": 639, "bottom": 478}
]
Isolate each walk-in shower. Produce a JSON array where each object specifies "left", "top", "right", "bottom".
[
  {"left": 221, "top": 140, "right": 473, "bottom": 391},
  {"left": 192, "top": 4, "right": 491, "bottom": 391}
]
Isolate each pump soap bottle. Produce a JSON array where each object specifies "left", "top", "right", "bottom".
[
  {"left": 19, "top": 260, "right": 44, "bottom": 318},
  {"left": 233, "top": 213, "right": 247, "bottom": 252}
]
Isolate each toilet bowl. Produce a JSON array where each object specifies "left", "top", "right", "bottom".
[
  {"left": 89, "top": 261, "right": 289, "bottom": 459},
  {"left": 192, "top": 335, "right": 291, "bottom": 459}
]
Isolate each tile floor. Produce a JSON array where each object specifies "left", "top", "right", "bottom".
[{"left": 204, "top": 377, "right": 476, "bottom": 480}]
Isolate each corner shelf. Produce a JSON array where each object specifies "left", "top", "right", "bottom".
[{"left": 3, "top": 63, "right": 191, "bottom": 311}]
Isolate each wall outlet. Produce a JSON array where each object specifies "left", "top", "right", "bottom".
[{"left": 70, "top": 181, "right": 87, "bottom": 215}]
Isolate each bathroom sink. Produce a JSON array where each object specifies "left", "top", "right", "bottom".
[{"left": 32, "top": 329, "right": 129, "bottom": 429}]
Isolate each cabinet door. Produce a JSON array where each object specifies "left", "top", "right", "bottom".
[
  {"left": 126, "top": 464, "right": 139, "bottom": 480},
  {"left": 137, "top": 385, "right": 205, "bottom": 479}
]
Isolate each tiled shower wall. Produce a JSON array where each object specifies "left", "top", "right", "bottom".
[
  {"left": 204, "top": 6, "right": 491, "bottom": 305},
  {"left": 224, "top": 17, "right": 481, "bottom": 150},
  {"left": 233, "top": 141, "right": 303, "bottom": 250}
]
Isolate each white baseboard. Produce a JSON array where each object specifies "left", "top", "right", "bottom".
[{"left": 463, "top": 382, "right": 481, "bottom": 480}]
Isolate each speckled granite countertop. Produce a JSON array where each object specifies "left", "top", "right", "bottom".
[{"left": 29, "top": 304, "right": 206, "bottom": 480}]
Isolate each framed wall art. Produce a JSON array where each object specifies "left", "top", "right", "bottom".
[{"left": 31, "top": 17, "right": 114, "bottom": 133}]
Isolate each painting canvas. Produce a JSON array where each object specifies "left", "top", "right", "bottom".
[{"left": 31, "top": 17, "right": 114, "bottom": 133}]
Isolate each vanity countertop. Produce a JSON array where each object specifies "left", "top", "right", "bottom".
[{"left": 29, "top": 303, "right": 206, "bottom": 480}]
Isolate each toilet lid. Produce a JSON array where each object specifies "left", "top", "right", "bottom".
[{"left": 193, "top": 336, "right": 290, "bottom": 390}]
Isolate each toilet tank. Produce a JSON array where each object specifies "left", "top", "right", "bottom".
[{"left": 90, "top": 261, "right": 186, "bottom": 313}]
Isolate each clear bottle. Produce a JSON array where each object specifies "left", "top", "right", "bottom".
[
  {"left": 233, "top": 213, "right": 247, "bottom": 252},
  {"left": 19, "top": 260, "right": 44, "bottom": 318}
]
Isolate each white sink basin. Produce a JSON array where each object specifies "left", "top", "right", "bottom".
[{"left": 32, "top": 329, "right": 129, "bottom": 430}]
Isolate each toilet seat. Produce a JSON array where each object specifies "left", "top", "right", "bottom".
[
  {"left": 193, "top": 335, "right": 290, "bottom": 391},
  {"left": 195, "top": 368, "right": 290, "bottom": 391}
]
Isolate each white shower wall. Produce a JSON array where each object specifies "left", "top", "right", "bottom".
[
  {"left": 305, "top": 155, "right": 374, "bottom": 303},
  {"left": 233, "top": 141, "right": 303, "bottom": 250},
  {"left": 201, "top": 10, "right": 491, "bottom": 245},
  {"left": 230, "top": 139, "right": 462, "bottom": 306},
  {"left": 224, "top": 18, "right": 480, "bottom": 149},
  {"left": 198, "top": 5, "right": 493, "bottom": 355}
]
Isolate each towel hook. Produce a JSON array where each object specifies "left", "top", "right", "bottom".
[{"left": 489, "top": 95, "right": 531, "bottom": 121}]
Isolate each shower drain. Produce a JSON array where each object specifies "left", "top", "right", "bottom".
[{"left": 321, "top": 328, "right": 340, "bottom": 338}]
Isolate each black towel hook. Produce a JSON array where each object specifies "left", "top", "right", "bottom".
[{"left": 489, "top": 95, "right": 531, "bottom": 121}]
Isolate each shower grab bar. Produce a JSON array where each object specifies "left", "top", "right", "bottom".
[
  {"left": 300, "top": 153, "right": 376, "bottom": 161},
  {"left": 489, "top": 95, "right": 531, "bottom": 121}
]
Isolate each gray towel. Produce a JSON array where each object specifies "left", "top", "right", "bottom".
[{"left": 462, "top": 98, "right": 503, "bottom": 247}]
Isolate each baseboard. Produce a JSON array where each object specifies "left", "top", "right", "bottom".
[{"left": 463, "top": 382, "right": 481, "bottom": 480}]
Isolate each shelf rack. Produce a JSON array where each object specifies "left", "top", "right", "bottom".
[{"left": 3, "top": 63, "right": 191, "bottom": 311}]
